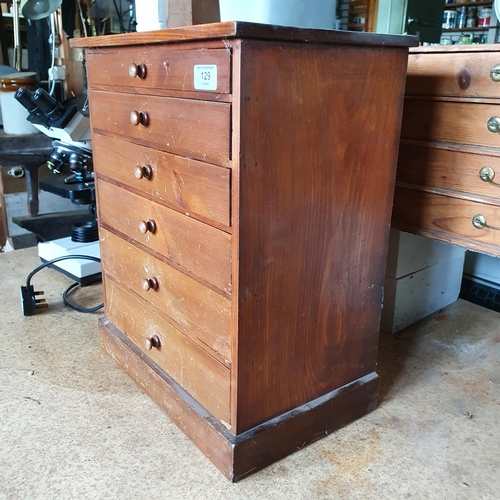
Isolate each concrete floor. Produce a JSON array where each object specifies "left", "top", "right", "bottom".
[{"left": 1, "top": 248, "right": 499, "bottom": 499}]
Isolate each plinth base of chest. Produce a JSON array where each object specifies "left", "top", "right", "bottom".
[{"left": 99, "top": 318, "right": 379, "bottom": 482}]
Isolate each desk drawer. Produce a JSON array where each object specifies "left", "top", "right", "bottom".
[
  {"left": 104, "top": 278, "right": 230, "bottom": 422},
  {"left": 93, "top": 134, "right": 231, "bottom": 227},
  {"left": 398, "top": 143, "right": 500, "bottom": 202},
  {"left": 100, "top": 228, "right": 231, "bottom": 361},
  {"left": 402, "top": 99, "right": 500, "bottom": 149},
  {"left": 89, "top": 90, "right": 231, "bottom": 166},
  {"left": 393, "top": 187, "right": 500, "bottom": 248},
  {"left": 406, "top": 51, "right": 500, "bottom": 98},
  {"left": 86, "top": 47, "right": 231, "bottom": 94},
  {"left": 97, "top": 180, "right": 232, "bottom": 293}
]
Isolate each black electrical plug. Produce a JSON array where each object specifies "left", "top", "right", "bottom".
[{"left": 20, "top": 285, "right": 48, "bottom": 316}]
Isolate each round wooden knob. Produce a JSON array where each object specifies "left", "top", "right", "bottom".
[
  {"left": 142, "top": 277, "right": 158, "bottom": 291},
  {"left": 130, "top": 110, "right": 149, "bottom": 127},
  {"left": 130, "top": 110, "right": 140, "bottom": 126},
  {"left": 144, "top": 334, "right": 160, "bottom": 350},
  {"left": 138, "top": 219, "right": 156, "bottom": 234},
  {"left": 134, "top": 165, "right": 152, "bottom": 180},
  {"left": 129, "top": 63, "right": 147, "bottom": 79}
]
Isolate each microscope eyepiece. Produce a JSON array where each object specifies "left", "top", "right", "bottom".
[
  {"left": 32, "top": 88, "right": 64, "bottom": 119},
  {"left": 14, "top": 87, "right": 38, "bottom": 112}
]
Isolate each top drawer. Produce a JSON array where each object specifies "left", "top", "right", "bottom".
[
  {"left": 86, "top": 47, "right": 231, "bottom": 94},
  {"left": 406, "top": 51, "right": 500, "bottom": 99}
]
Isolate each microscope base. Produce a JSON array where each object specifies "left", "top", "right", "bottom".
[{"left": 38, "top": 237, "right": 101, "bottom": 286}]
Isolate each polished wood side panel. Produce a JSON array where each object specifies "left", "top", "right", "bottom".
[
  {"left": 100, "top": 317, "right": 378, "bottom": 482},
  {"left": 397, "top": 142, "right": 500, "bottom": 201},
  {"left": 99, "top": 228, "right": 232, "bottom": 360},
  {"left": 406, "top": 51, "right": 500, "bottom": 98},
  {"left": 88, "top": 90, "right": 231, "bottom": 166},
  {"left": 71, "top": 21, "right": 418, "bottom": 50},
  {"left": 93, "top": 134, "right": 231, "bottom": 227},
  {"left": 86, "top": 47, "right": 231, "bottom": 93},
  {"left": 233, "top": 41, "right": 409, "bottom": 432},
  {"left": 105, "top": 278, "right": 230, "bottom": 422},
  {"left": 401, "top": 99, "right": 500, "bottom": 149},
  {"left": 392, "top": 187, "right": 500, "bottom": 253},
  {"left": 97, "top": 180, "right": 232, "bottom": 293}
]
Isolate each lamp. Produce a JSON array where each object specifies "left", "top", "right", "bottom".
[{"left": 20, "top": 0, "right": 62, "bottom": 20}]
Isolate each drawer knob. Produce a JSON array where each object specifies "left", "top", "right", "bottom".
[
  {"left": 491, "top": 64, "right": 500, "bottom": 82},
  {"left": 144, "top": 334, "right": 161, "bottom": 350},
  {"left": 130, "top": 110, "right": 149, "bottom": 127},
  {"left": 479, "top": 167, "right": 500, "bottom": 187},
  {"left": 142, "top": 277, "right": 159, "bottom": 291},
  {"left": 134, "top": 165, "right": 153, "bottom": 180},
  {"left": 487, "top": 116, "right": 500, "bottom": 134},
  {"left": 129, "top": 63, "right": 147, "bottom": 79},
  {"left": 138, "top": 219, "right": 156, "bottom": 234},
  {"left": 472, "top": 214, "right": 500, "bottom": 231}
]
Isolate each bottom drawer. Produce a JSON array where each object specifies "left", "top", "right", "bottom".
[
  {"left": 104, "top": 277, "right": 230, "bottom": 423},
  {"left": 392, "top": 187, "right": 500, "bottom": 254}
]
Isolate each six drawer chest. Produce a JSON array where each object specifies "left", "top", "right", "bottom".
[{"left": 72, "top": 22, "right": 417, "bottom": 480}]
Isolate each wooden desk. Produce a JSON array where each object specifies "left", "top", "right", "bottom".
[{"left": 393, "top": 45, "right": 500, "bottom": 257}]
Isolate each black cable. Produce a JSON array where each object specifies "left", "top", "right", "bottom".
[
  {"left": 25, "top": 254, "right": 103, "bottom": 314},
  {"left": 63, "top": 281, "right": 103, "bottom": 313}
]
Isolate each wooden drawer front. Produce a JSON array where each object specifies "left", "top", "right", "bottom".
[
  {"left": 406, "top": 51, "right": 500, "bottom": 98},
  {"left": 104, "top": 278, "right": 230, "bottom": 422},
  {"left": 93, "top": 134, "right": 231, "bottom": 227},
  {"left": 402, "top": 100, "right": 500, "bottom": 149},
  {"left": 100, "top": 228, "right": 231, "bottom": 361},
  {"left": 393, "top": 187, "right": 500, "bottom": 248},
  {"left": 89, "top": 90, "right": 231, "bottom": 166},
  {"left": 398, "top": 143, "right": 500, "bottom": 201},
  {"left": 97, "top": 180, "right": 232, "bottom": 293},
  {"left": 86, "top": 47, "right": 231, "bottom": 94}
]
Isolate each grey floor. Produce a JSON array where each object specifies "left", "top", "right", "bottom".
[{"left": 1, "top": 248, "right": 499, "bottom": 499}]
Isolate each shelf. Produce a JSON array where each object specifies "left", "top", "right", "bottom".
[
  {"left": 445, "top": 1, "right": 492, "bottom": 7},
  {"left": 443, "top": 26, "right": 495, "bottom": 31}
]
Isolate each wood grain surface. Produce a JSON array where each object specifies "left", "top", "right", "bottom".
[
  {"left": 104, "top": 278, "right": 231, "bottom": 422},
  {"left": 97, "top": 180, "right": 232, "bottom": 293},
  {"left": 86, "top": 47, "right": 231, "bottom": 93},
  {"left": 232, "top": 40, "right": 409, "bottom": 432},
  {"left": 397, "top": 142, "right": 500, "bottom": 201},
  {"left": 401, "top": 99, "right": 500, "bottom": 148},
  {"left": 393, "top": 187, "right": 500, "bottom": 249},
  {"left": 71, "top": 21, "right": 418, "bottom": 49},
  {"left": 88, "top": 90, "right": 231, "bottom": 166},
  {"left": 93, "top": 134, "right": 231, "bottom": 228},
  {"left": 406, "top": 51, "right": 500, "bottom": 98},
  {"left": 99, "top": 228, "right": 232, "bottom": 361}
]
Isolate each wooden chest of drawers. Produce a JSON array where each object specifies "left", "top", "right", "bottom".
[
  {"left": 73, "top": 22, "right": 416, "bottom": 481},
  {"left": 393, "top": 45, "right": 500, "bottom": 257}
]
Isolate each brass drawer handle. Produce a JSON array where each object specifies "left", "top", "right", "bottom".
[
  {"left": 130, "top": 110, "right": 149, "bottom": 127},
  {"left": 138, "top": 219, "right": 156, "bottom": 234},
  {"left": 142, "top": 277, "right": 159, "bottom": 291},
  {"left": 479, "top": 167, "right": 500, "bottom": 187},
  {"left": 134, "top": 165, "right": 153, "bottom": 180},
  {"left": 487, "top": 116, "right": 500, "bottom": 134},
  {"left": 144, "top": 334, "right": 160, "bottom": 350},
  {"left": 491, "top": 64, "right": 500, "bottom": 82},
  {"left": 129, "top": 63, "right": 147, "bottom": 79},
  {"left": 472, "top": 214, "right": 500, "bottom": 231}
]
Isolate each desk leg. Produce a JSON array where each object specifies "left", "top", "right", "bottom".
[{"left": 24, "top": 162, "right": 41, "bottom": 217}]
